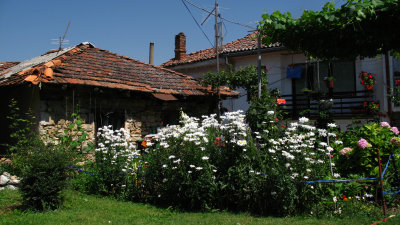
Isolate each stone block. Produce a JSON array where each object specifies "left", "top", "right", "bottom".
[
  {"left": 9, "top": 179, "right": 20, "bottom": 185},
  {"left": 0, "top": 175, "right": 9, "bottom": 185},
  {"left": 2, "top": 172, "right": 10, "bottom": 177},
  {"left": 6, "top": 185, "right": 18, "bottom": 190}
]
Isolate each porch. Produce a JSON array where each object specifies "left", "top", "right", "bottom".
[{"left": 280, "top": 90, "right": 374, "bottom": 119}]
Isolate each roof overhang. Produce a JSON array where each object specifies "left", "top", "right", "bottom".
[{"left": 152, "top": 93, "right": 178, "bottom": 101}]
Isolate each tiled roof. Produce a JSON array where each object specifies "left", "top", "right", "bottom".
[
  {"left": 162, "top": 31, "right": 281, "bottom": 67},
  {"left": 0, "top": 43, "right": 237, "bottom": 97},
  {"left": 0, "top": 62, "right": 20, "bottom": 72}
]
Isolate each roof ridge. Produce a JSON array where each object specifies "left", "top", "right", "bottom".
[
  {"left": 91, "top": 46, "right": 199, "bottom": 81},
  {"left": 0, "top": 42, "right": 238, "bottom": 97},
  {"left": 161, "top": 31, "right": 283, "bottom": 67}
]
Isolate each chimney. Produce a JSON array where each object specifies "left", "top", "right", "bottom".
[
  {"left": 149, "top": 42, "right": 154, "bottom": 65},
  {"left": 174, "top": 32, "right": 186, "bottom": 60}
]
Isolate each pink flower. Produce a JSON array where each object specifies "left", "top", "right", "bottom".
[
  {"left": 391, "top": 137, "right": 400, "bottom": 146},
  {"left": 339, "top": 147, "right": 353, "bottom": 156},
  {"left": 357, "top": 138, "right": 371, "bottom": 149},
  {"left": 380, "top": 122, "right": 391, "bottom": 128},
  {"left": 391, "top": 127, "right": 399, "bottom": 135}
]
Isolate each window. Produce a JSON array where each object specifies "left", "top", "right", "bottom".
[
  {"left": 96, "top": 111, "right": 124, "bottom": 130},
  {"left": 292, "top": 60, "right": 355, "bottom": 93}
]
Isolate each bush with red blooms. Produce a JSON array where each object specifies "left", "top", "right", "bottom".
[{"left": 359, "top": 71, "right": 376, "bottom": 88}]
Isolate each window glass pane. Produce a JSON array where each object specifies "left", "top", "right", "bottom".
[
  {"left": 294, "top": 65, "right": 307, "bottom": 94},
  {"left": 314, "top": 62, "right": 329, "bottom": 93},
  {"left": 332, "top": 61, "right": 355, "bottom": 92}
]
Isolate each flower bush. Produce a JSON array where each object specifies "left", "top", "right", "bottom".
[
  {"left": 334, "top": 122, "right": 400, "bottom": 178},
  {"left": 261, "top": 118, "right": 341, "bottom": 214},
  {"left": 71, "top": 110, "right": 397, "bottom": 217},
  {"left": 389, "top": 71, "right": 400, "bottom": 106},
  {"left": 143, "top": 111, "right": 262, "bottom": 211},
  {"left": 359, "top": 71, "right": 376, "bottom": 89},
  {"left": 141, "top": 111, "right": 340, "bottom": 216},
  {"left": 363, "top": 101, "right": 380, "bottom": 113},
  {"left": 82, "top": 126, "right": 141, "bottom": 198}
]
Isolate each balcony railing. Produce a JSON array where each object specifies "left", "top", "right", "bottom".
[{"left": 280, "top": 90, "right": 373, "bottom": 119}]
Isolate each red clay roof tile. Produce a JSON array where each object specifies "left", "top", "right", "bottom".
[
  {"left": 162, "top": 31, "right": 281, "bottom": 67},
  {"left": 0, "top": 43, "right": 238, "bottom": 97}
]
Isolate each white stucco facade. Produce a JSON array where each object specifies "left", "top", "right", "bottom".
[{"left": 165, "top": 45, "right": 400, "bottom": 129}]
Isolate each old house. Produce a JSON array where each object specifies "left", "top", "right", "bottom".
[
  {"left": 0, "top": 42, "right": 237, "bottom": 151},
  {"left": 162, "top": 32, "right": 400, "bottom": 127}
]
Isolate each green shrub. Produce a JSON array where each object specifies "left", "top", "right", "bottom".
[
  {"left": 7, "top": 100, "right": 88, "bottom": 211},
  {"left": 334, "top": 122, "right": 400, "bottom": 178},
  {"left": 19, "top": 142, "right": 72, "bottom": 211}
]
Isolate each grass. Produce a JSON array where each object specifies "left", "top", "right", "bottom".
[{"left": 1, "top": 189, "right": 400, "bottom": 225}]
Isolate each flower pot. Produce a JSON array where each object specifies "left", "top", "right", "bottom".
[
  {"left": 366, "top": 85, "right": 374, "bottom": 90},
  {"left": 329, "top": 80, "right": 334, "bottom": 88}
]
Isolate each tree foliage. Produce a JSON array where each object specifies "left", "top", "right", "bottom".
[{"left": 259, "top": 0, "right": 400, "bottom": 59}]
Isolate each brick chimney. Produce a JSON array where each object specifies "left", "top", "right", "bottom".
[{"left": 174, "top": 32, "right": 186, "bottom": 60}]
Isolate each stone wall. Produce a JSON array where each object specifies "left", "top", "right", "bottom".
[{"left": 37, "top": 84, "right": 217, "bottom": 144}]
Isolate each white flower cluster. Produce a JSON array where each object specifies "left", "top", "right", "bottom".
[
  {"left": 155, "top": 111, "right": 250, "bottom": 150},
  {"left": 267, "top": 117, "right": 339, "bottom": 180},
  {"left": 95, "top": 125, "right": 140, "bottom": 172},
  {"left": 152, "top": 111, "right": 251, "bottom": 174}
]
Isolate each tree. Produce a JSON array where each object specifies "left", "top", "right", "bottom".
[{"left": 258, "top": 0, "right": 400, "bottom": 60}]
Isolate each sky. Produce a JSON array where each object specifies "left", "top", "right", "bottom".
[{"left": 0, "top": 0, "right": 344, "bottom": 66}]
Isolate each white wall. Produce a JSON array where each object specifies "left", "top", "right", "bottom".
[
  {"left": 355, "top": 56, "right": 387, "bottom": 118},
  {"left": 167, "top": 50, "right": 396, "bottom": 122}
]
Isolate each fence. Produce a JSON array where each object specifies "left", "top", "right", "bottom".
[{"left": 280, "top": 90, "right": 373, "bottom": 119}]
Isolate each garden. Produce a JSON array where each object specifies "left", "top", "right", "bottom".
[
  {"left": 2, "top": 84, "right": 400, "bottom": 224},
  {"left": 2, "top": 0, "right": 400, "bottom": 223}
]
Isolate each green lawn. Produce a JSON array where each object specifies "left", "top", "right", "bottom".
[{"left": 1, "top": 189, "right": 399, "bottom": 225}]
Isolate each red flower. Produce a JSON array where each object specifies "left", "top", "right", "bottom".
[
  {"left": 277, "top": 98, "right": 286, "bottom": 105},
  {"left": 215, "top": 137, "right": 221, "bottom": 147},
  {"left": 274, "top": 118, "right": 279, "bottom": 121}
]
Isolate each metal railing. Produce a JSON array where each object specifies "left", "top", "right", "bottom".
[{"left": 280, "top": 90, "right": 373, "bottom": 119}]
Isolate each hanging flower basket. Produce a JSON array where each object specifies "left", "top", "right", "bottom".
[
  {"left": 359, "top": 71, "right": 376, "bottom": 90},
  {"left": 324, "top": 76, "right": 335, "bottom": 88},
  {"left": 329, "top": 80, "right": 334, "bottom": 88},
  {"left": 366, "top": 85, "right": 374, "bottom": 90}
]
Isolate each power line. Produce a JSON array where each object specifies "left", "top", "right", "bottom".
[
  {"left": 181, "top": 0, "right": 214, "bottom": 47},
  {"left": 182, "top": 0, "right": 256, "bottom": 29}
]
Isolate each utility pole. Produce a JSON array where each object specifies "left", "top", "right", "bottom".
[
  {"left": 257, "top": 31, "right": 262, "bottom": 99},
  {"left": 215, "top": 0, "right": 221, "bottom": 119}
]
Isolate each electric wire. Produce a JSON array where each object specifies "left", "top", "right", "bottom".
[
  {"left": 182, "top": 0, "right": 255, "bottom": 29},
  {"left": 181, "top": 0, "right": 214, "bottom": 47}
]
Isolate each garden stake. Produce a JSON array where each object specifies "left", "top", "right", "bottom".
[
  {"left": 327, "top": 136, "right": 334, "bottom": 176},
  {"left": 377, "top": 148, "right": 387, "bottom": 215},
  {"left": 390, "top": 150, "right": 400, "bottom": 186}
]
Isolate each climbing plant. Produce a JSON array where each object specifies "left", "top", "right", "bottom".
[
  {"left": 258, "top": 0, "right": 400, "bottom": 60},
  {"left": 200, "top": 65, "right": 268, "bottom": 101}
]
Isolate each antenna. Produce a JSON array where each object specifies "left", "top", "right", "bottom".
[
  {"left": 50, "top": 21, "right": 71, "bottom": 50},
  {"left": 60, "top": 21, "right": 71, "bottom": 50}
]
